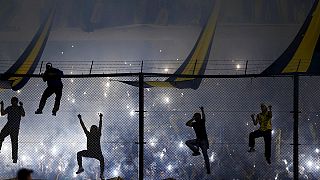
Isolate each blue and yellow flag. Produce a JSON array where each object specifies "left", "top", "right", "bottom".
[
  {"left": 262, "top": 0, "right": 320, "bottom": 75},
  {"left": 121, "top": 1, "right": 220, "bottom": 90},
  {"left": 0, "top": 7, "right": 55, "bottom": 91}
]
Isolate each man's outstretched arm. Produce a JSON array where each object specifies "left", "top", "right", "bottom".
[
  {"left": 98, "top": 113, "right": 103, "bottom": 133},
  {"left": 78, "top": 114, "right": 89, "bottom": 134}
]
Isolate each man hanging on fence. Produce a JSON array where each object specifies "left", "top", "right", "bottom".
[
  {"left": 76, "top": 113, "right": 105, "bottom": 179},
  {"left": 185, "top": 106, "right": 210, "bottom": 174},
  {"left": 0, "top": 97, "right": 25, "bottom": 163},
  {"left": 35, "top": 63, "right": 63, "bottom": 116},
  {"left": 248, "top": 103, "right": 272, "bottom": 164}
]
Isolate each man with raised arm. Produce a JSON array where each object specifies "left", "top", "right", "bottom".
[
  {"left": 76, "top": 113, "right": 105, "bottom": 179},
  {"left": 35, "top": 63, "right": 63, "bottom": 116},
  {"left": 248, "top": 103, "right": 272, "bottom": 164},
  {"left": 0, "top": 97, "right": 25, "bottom": 163},
  {"left": 185, "top": 106, "right": 210, "bottom": 174}
]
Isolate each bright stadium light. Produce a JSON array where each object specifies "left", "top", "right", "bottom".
[
  {"left": 315, "top": 148, "right": 319, "bottom": 153},
  {"left": 130, "top": 110, "right": 135, "bottom": 117},
  {"left": 164, "top": 68, "right": 169, "bottom": 72},
  {"left": 236, "top": 64, "right": 240, "bottom": 69},
  {"left": 307, "top": 160, "right": 313, "bottom": 168},
  {"left": 167, "top": 164, "right": 173, "bottom": 171}
]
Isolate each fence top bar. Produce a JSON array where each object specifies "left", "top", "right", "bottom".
[{"left": 0, "top": 73, "right": 316, "bottom": 79}]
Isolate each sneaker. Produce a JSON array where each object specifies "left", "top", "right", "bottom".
[
  {"left": 35, "top": 109, "right": 43, "bottom": 114},
  {"left": 13, "top": 159, "right": 17, "bottom": 163},
  {"left": 192, "top": 151, "right": 201, "bottom": 156},
  {"left": 248, "top": 148, "right": 256, "bottom": 152},
  {"left": 76, "top": 167, "right": 84, "bottom": 174},
  {"left": 52, "top": 111, "right": 57, "bottom": 116},
  {"left": 266, "top": 158, "right": 271, "bottom": 164}
]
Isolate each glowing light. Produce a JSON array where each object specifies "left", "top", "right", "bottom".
[
  {"left": 160, "top": 152, "right": 165, "bottom": 160},
  {"left": 113, "top": 169, "right": 119, "bottom": 177},
  {"left": 316, "top": 166, "right": 320, "bottom": 170},
  {"left": 209, "top": 152, "right": 216, "bottom": 162},
  {"left": 147, "top": 88, "right": 150, "bottom": 92},
  {"left": 83, "top": 92, "right": 87, "bottom": 95},
  {"left": 104, "top": 92, "right": 107, "bottom": 97},
  {"left": 125, "top": 62, "right": 127, "bottom": 65},
  {"left": 316, "top": 148, "right": 319, "bottom": 153},
  {"left": 129, "top": 110, "right": 135, "bottom": 116},
  {"left": 272, "top": 130, "right": 275, "bottom": 135},
  {"left": 283, "top": 159, "right": 288, "bottom": 165},
  {"left": 179, "top": 141, "right": 184, "bottom": 148},
  {"left": 71, "top": 45, "right": 74, "bottom": 48},
  {"left": 149, "top": 138, "right": 158, "bottom": 147},
  {"left": 159, "top": 49, "right": 162, "bottom": 52},
  {"left": 164, "top": 68, "right": 169, "bottom": 72},
  {"left": 40, "top": 155, "right": 45, "bottom": 160},
  {"left": 253, "top": 164, "right": 255, "bottom": 168},
  {"left": 236, "top": 64, "right": 241, "bottom": 69},
  {"left": 106, "top": 82, "right": 110, "bottom": 87},
  {"left": 61, "top": 51, "right": 64, "bottom": 54},
  {"left": 21, "top": 155, "right": 27, "bottom": 162},
  {"left": 307, "top": 160, "right": 313, "bottom": 167},
  {"left": 176, "top": 58, "right": 179, "bottom": 61},
  {"left": 51, "top": 146, "right": 58, "bottom": 155},
  {"left": 71, "top": 99, "right": 75, "bottom": 103},
  {"left": 164, "top": 97, "right": 170, "bottom": 103},
  {"left": 246, "top": 122, "right": 249, "bottom": 126},
  {"left": 286, "top": 166, "right": 289, "bottom": 171},
  {"left": 17, "top": 90, "right": 21, "bottom": 94},
  {"left": 126, "top": 105, "right": 130, "bottom": 109},
  {"left": 70, "top": 71, "right": 73, "bottom": 74},
  {"left": 71, "top": 79, "right": 74, "bottom": 83},
  {"left": 58, "top": 165, "right": 62, "bottom": 171},
  {"left": 167, "top": 164, "right": 173, "bottom": 171}
]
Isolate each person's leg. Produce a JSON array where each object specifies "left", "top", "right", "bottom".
[
  {"left": 10, "top": 129, "right": 19, "bottom": 163},
  {"left": 97, "top": 154, "right": 105, "bottom": 179},
  {"left": 200, "top": 140, "right": 210, "bottom": 174},
  {"left": 36, "top": 87, "right": 54, "bottom": 113},
  {"left": 76, "top": 150, "right": 90, "bottom": 174},
  {"left": 263, "top": 130, "right": 272, "bottom": 164},
  {"left": 185, "top": 139, "right": 200, "bottom": 156},
  {"left": 0, "top": 125, "right": 11, "bottom": 152},
  {"left": 249, "top": 130, "right": 263, "bottom": 151},
  {"left": 52, "top": 87, "right": 63, "bottom": 115}
]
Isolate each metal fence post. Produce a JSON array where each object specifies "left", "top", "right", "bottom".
[
  {"left": 293, "top": 74, "right": 300, "bottom": 180},
  {"left": 138, "top": 72, "right": 144, "bottom": 180}
]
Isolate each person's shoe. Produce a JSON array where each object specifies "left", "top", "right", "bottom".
[
  {"left": 266, "top": 158, "right": 271, "bottom": 164},
  {"left": 35, "top": 109, "right": 43, "bottom": 114},
  {"left": 100, "top": 174, "right": 105, "bottom": 180},
  {"left": 52, "top": 111, "right": 57, "bottom": 116},
  {"left": 13, "top": 159, "right": 17, "bottom": 163},
  {"left": 248, "top": 147, "right": 256, "bottom": 152},
  {"left": 76, "top": 167, "right": 84, "bottom": 174},
  {"left": 192, "top": 151, "right": 201, "bottom": 156}
]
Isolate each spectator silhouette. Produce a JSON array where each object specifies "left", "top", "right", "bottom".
[
  {"left": 17, "top": 168, "right": 33, "bottom": 180},
  {"left": 35, "top": 63, "right": 63, "bottom": 116},
  {"left": 185, "top": 106, "right": 210, "bottom": 174},
  {"left": 0, "top": 97, "right": 25, "bottom": 163},
  {"left": 76, "top": 113, "right": 105, "bottom": 179}
]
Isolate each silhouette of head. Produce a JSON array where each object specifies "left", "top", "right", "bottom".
[
  {"left": 261, "top": 103, "right": 267, "bottom": 113},
  {"left": 11, "top": 97, "right": 18, "bottom": 106},
  {"left": 90, "top": 125, "right": 98, "bottom": 134},
  {"left": 193, "top": 113, "right": 201, "bottom": 122},
  {"left": 46, "top": 63, "right": 52, "bottom": 70},
  {"left": 17, "top": 168, "right": 33, "bottom": 180}
]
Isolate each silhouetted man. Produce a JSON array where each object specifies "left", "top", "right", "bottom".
[
  {"left": 17, "top": 168, "right": 33, "bottom": 180},
  {"left": 0, "top": 97, "right": 25, "bottom": 163},
  {"left": 248, "top": 103, "right": 272, "bottom": 164},
  {"left": 76, "top": 113, "right": 105, "bottom": 179},
  {"left": 35, "top": 63, "right": 63, "bottom": 116},
  {"left": 185, "top": 106, "right": 210, "bottom": 174}
]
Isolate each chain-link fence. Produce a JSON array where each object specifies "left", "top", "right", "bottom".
[{"left": 0, "top": 74, "right": 317, "bottom": 179}]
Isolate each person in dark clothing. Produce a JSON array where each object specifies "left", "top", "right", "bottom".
[
  {"left": 17, "top": 168, "right": 33, "bottom": 180},
  {"left": 248, "top": 103, "right": 272, "bottom": 164},
  {"left": 35, "top": 63, "right": 63, "bottom": 116},
  {"left": 0, "top": 97, "right": 25, "bottom": 163},
  {"left": 76, "top": 113, "right": 105, "bottom": 179},
  {"left": 185, "top": 106, "right": 210, "bottom": 174}
]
